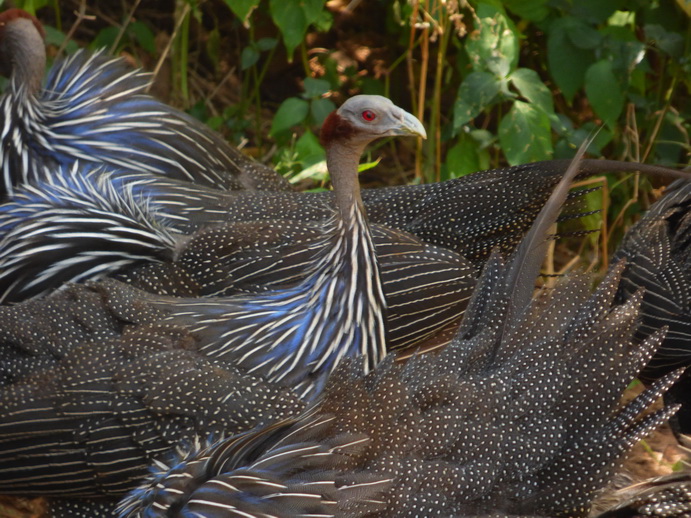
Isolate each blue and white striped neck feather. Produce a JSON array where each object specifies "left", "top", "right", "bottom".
[
  {"left": 0, "top": 162, "right": 179, "bottom": 302},
  {"left": 159, "top": 184, "right": 388, "bottom": 401}
]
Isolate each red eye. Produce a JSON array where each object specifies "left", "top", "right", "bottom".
[{"left": 362, "top": 110, "right": 376, "bottom": 122}]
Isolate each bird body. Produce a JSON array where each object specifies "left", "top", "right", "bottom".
[
  {"left": 613, "top": 179, "right": 691, "bottom": 432},
  {"left": 112, "top": 147, "right": 681, "bottom": 518},
  {"left": 0, "top": 8, "right": 292, "bottom": 197}
]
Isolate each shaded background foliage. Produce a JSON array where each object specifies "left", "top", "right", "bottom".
[{"left": 1, "top": 0, "right": 690, "bottom": 271}]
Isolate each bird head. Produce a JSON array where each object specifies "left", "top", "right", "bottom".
[{"left": 320, "top": 95, "right": 426, "bottom": 148}]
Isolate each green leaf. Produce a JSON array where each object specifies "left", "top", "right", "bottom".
[
  {"left": 310, "top": 97, "right": 336, "bottom": 127},
  {"left": 256, "top": 37, "right": 278, "bottom": 52},
  {"left": 313, "top": 8, "right": 334, "bottom": 32},
  {"left": 498, "top": 101, "right": 553, "bottom": 165},
  {"left": 547, "top": 17, "right": 594, "bottom": 102},
  {"left": 270, "top": 97, "right": 310, "bottom": 137},
  {"left": 269, "top": 0, "right": 327, "bottom": 56},
  {"left": 465, "top": 2, "right": 519, "bottom": 74},
  {"left": 453, "top": 71, "right": 501, "bottom": 131},
  {"left": 445, "top": 137, "right": 482, "bottom": 179},
  {"left": 128, "top": 21, "right": 156, "bottom": 54},
  {"left": 566, "top": 20, "right": 602, "bottom": 50},
  {"left": 645, "top": 24, "right": 685, "bottom": 58},
  {"left": 43, "top": 26, "right": 78, "bottom": 54},
  {"left": 585, "top": 60, "right": 625, "bottom": 127},
  {"left": 241, "top": 46, "right": 260, "bottom": 70},
  {"left": 296, "top": 130, "right": 325, "bottom": 168},
  {"left": 303, "top": 0, "right": 327, "bottom": 26},
  {"left": 303, "top": 77, "right": 331, "bottom": 98},
  {"left": 223, "top": 0, "right": 260, "bottom": 24},
  {"left": 502, "top": 0, "right": 549, "bottom": 21},
  {"left": 269, "top": 0, "right": 307, "bottom": 56},
  {"left": 90, "top": 26, "right": 119, "bottom": 51},
  {"left": 509, "top": 68, "right": 555, "bottom": 116}
]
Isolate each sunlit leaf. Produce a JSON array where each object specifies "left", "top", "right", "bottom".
[
  {"left": 453, "top": 71, "right": 501, "bottom": 132},
  {"left": 498, "top": 101, "right": 553, "bottom": 165},
  {"left": 510, "top": 68, "right": 555, "bottom": 116},
  {"left": 465, "top": 2, "right": 519, "bottom": 74}
]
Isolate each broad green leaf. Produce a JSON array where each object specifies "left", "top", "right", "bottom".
[
  {"left": 585, "top": 60, "right": 625, "bottom": 127},
  {"left": 90, "top": 26, "right": 119, "bottom": 51},
  {"left": 547, "top": 17, "right": 594, "bottom": 102},
  {"left": 270, "top": 0, "right": 308, "bottom": 56},
  {"left": 44, "top": 27, "right": 78, "bottom": 54},
  {"left": 269, "top": 0, "right": 327, "bottom": 56},
  {"left": 573, "top": 0, "right": 623, "bottom": 24},
  {"left": 645, "top": 24, "right": 684, "bottom": 58},
  {"left": 566, "top": 20, "right": 602, "bottom": 50},
  {"left": 445, "top": 137, "right": 482, "bottom": 179},
  {"left": 296, "top": 130, "right": 325, "bottom": 168},
  {"left": 510, "top": 68, "right": 554, "bottom": 116},
  {"left": 310, "top": 97, "right": 336, "bottom": 126},
  {"left": 303, "top": 0, "right": 328, "bottom": 26},
  {"left": 502, "top": 0, "right": 549, "bottom": 21},
  {"left": 465, "top": 2, "right": 518, "bottom": 74},
  {"left": 498, "top": 101, "right": 553, "bottom": 165},
  {"left": 129, "top": 21, "right": 156, "bottom": 54},
  {"left": 303, "top": 77, "right": 331, "bottom": 98},
  {"left": 453, "top": 71, "right": 501, "bottom": 131},
  {"left": 223, "top": 0, "right": 260, "bottom": 24},
  {"left": 270, "top": 97, "right": 309, "bottom": 137},
  {"left": 313, "top": 8, "right": 334, "bottom": 32},
  {"left": 241, "top": 46, "right": 260, "bottom": 70},
  {"left": 608, "top": 10, "right": 635, "bottom": 27}
]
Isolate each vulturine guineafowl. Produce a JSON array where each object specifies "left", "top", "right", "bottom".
[
  {"left": 0, "top": 8, "right": 292, "bottom": 196},
  {"left": 0, "top": 142, "right": 682, "bottom": 517},
  {"left": 612, "top": 179, "right": 691, "bottom": 433},
  {"left": 93, "top": 145, "right": 691, "bottom": 517}
]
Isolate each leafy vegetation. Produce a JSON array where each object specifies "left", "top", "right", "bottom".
[{"left": 2, "top": 0, "right": 690, "bottom": 271}]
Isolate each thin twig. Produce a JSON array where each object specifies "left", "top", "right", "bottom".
[
  {"left": 147, "top": 1, "right": 191, "bottom": 93},
  {"left": 110, "top": 0, "right": 143, "bottom": 53},
  {"left": 57, "top": 0, "right": 94, "bottom": 58}
]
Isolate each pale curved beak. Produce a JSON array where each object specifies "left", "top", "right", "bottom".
[{"left": 394, "top": 108, "right": 427, "bottom": 139}]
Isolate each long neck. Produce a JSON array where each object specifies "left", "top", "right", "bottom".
[
  {"left": 326, "top": 140, "right": 368, "bottom": 222},
  {"left": 5, "top": 19, "right": 46, "bottom": 95}
]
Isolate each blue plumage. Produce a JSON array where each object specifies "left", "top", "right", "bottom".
[{"left": 0, "top": 10, "right": 292, "bottom": 196}]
